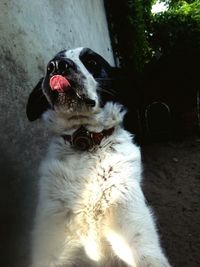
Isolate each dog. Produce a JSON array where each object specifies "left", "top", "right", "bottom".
[{"left": 26, "top": 47, "right": 171, "bottom": 267}]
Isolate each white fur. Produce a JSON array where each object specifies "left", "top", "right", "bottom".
[{"left": 30, "top": 48, "right": 171, "bottom": 267}]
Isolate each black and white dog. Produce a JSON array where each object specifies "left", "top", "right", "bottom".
[{"left": 27, "top": 47, "right": 171, "bottom": 267}]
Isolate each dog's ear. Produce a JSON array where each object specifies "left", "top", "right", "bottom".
[{"left": 26, "top": 78, "right": 50, "bottom": 121}]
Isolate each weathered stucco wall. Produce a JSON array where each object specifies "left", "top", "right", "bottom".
[{"left": 0, "top": 1, "right": 113, "bottom": 266}]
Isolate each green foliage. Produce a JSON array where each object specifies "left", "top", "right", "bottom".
[
  {"left": 127, "top": 0, "right": 153, "bottom": 72},
  {"left": 167, "top": 0, "right": 200, "bottom": 19},
  {"left": 165, "top": 0, "right": 198, "bottom": 8},
  {"left": 105, "top": 0, "right": 154, "bottom": 73},
  {"left": 105, "top": 0, "right": 200, "bottom": 74},
  {"left": 149, "top": 0, "right": 200, "bottom": 57}
]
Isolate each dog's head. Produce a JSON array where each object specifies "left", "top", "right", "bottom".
[{"left": 26, "top": 47, "right": 121, "bottom": 122}]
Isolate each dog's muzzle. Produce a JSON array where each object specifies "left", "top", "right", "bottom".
[{"left": 44, "top": 57, "right": 96, "bottom": 108}]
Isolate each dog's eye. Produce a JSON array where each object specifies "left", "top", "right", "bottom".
[
  {"left": 85, "top": 59, "right": 101, "bottom": 77},
  {"left": 87, "top": 59, "right": 97, "bottom": 68}
]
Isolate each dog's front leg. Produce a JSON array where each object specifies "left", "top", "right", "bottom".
[
  {"left": 104, "top": 181, "right": 171, "bottom": 267},
  {"left": 30, "top": 203, "right": 73, "bottom": 267}
]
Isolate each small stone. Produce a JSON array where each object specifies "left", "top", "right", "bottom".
[{"left": 172, "top": 157, "right": 178, "bottom": 163}]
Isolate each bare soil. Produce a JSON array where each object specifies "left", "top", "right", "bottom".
[{"left": 141, "top": 134, "right": 200, "bottom": 267}]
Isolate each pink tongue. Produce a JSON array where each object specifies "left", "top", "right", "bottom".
[{"left": 50, "top": 75, "right": 71, "bottom": 92}]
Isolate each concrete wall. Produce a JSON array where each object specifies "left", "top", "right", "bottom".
[{"left": 0, "top": 1, "right": 113, "bottom": 266}]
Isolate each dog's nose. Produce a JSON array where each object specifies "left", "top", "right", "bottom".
[{"left": 47, "top": 59, "right": 74, "bottom": 75}]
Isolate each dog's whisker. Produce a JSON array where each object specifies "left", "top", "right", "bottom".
[
  {"left": 95, "top": 78, "right": 114, "bottom": 81},
  {"left": 97, "top": 87, "right": 116, "bottom": 96}
]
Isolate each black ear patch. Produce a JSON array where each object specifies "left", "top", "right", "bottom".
[{"left": 26, "top": 78, "right": 50, "bottom": 121}]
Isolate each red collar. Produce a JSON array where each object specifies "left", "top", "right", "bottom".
[{"left": 62, "top": 126, "right": 114, "bottom": 151}]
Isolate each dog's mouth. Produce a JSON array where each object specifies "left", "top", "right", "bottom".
[
  {"left": 42, "top": 58, "right": 97, "bottom": 111},
  {"left": 49, "top": 74, "right": 79, "bottom": 106},
  {"left": 43, "top": 73, "right": 96, "bottom": 110}
]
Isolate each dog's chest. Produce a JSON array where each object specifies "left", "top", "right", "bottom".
[
  {"left": 44, "top": 147, "right": 131, "bottom": 222},
  {"left": 66, "top": 152, "right": 124, "bottom": 213},
  {"left": 41, "top": 137, "right": 140, "bottom": 261}
]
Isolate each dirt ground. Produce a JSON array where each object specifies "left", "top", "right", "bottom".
[{"left": 141, "top": 134, "right": 200, "bottom": 267}]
